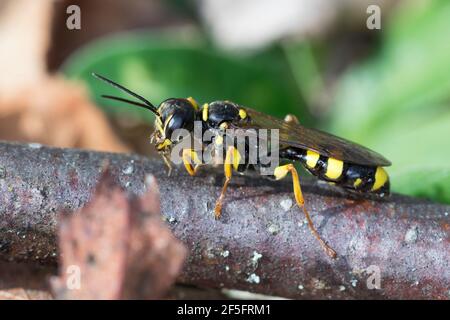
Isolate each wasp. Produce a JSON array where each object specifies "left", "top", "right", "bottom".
[{"left": 93, "top": 73, "right": 391, "bottom": 259}]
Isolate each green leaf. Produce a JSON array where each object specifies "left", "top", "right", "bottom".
[
  {"left": 393, "top": 168, "right": 450, "bottom": 205},
  {"left": 373, "top": 109, "right": 450, "bottom": 203},
  {"left": 326, "top": 1, "right": 450, "bottom": 203},
  {"left": 62, "top": 30, "right": 307, "bottom": 124},
  {"left": 329, "top": 1, "right": 450, "bottom": 141}
]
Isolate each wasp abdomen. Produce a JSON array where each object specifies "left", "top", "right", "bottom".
[{"left": 280, "top": 147, "right": 390, "bottom": 195}]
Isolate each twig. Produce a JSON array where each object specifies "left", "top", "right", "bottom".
[
  {"left": 0, "top": 261, "right": 55, "bottom": 300},
  {"left": 0, "top": 142, "right": 448, "bottom": 299}
]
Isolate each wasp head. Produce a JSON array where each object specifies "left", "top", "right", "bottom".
[
  {"left": 92, "top": 73, "right": 200, "bottom": 153},
  {"left": 154, "top": 98, "right": 198, "bottom": 151}
]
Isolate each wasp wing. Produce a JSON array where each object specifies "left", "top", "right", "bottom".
[{"left": 230, "top": 108, "right": 391, "bottom": 167}]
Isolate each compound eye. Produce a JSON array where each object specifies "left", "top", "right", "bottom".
[{"left": 165, "top": 115, "right": 183, "bottom": 138}]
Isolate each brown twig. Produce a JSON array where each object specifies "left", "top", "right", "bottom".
[
  {"left": 0, "top": 142, "right": 449, "bottom": 299},
  {"left": 0, "top": 261, "right": 55, "bottom": 300}
]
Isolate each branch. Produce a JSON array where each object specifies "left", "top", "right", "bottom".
[{"left": 0, "top": 142, "right": 448, "bottom": 299}]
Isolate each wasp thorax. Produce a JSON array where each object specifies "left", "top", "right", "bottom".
[{"left": 204, "top": 101, "right": 242, "bottom": 128}]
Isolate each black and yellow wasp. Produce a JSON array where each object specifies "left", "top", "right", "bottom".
[{"left": 93, "top": 73, "right": 391, "bottom": 259}]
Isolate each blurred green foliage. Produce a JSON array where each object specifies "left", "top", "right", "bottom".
[
  {"left": 62, "top": 32, "right": 307, "bottom": 123},
  {"left": 63, "top": 1, "right": 450, "bottom": 204},
  {"left": 328, "top": 1, "right": 450, "bottom": 204}
]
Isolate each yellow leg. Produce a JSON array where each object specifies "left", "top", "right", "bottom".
[
  {"left": 182, "top": 149, "right": 202, "bottom": 176},
  {"left": 214, "top": 146, "right": 241, "bottom": 219},
  {"left": 274, "top": 164, "right": 337, "bottom": 259}
]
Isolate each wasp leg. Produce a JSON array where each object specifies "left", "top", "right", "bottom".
[
  {"left": 214, "top": 146, "right": 240, "bottom": 220},
  {"left": 161, "top": 153, "right": 173, "bottom": 176},
  {"left": 182, "top": 149, "right": 203, "bottom": 176},
  {"left": 274, "top": 164, "right": 337, "bottom": 259},
  {"left": 284, "top": 114, "right": 300, "bottom": 125}
]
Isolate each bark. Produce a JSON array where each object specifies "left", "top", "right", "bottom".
[{"left": 0, "top": 142, "right": 448, "bottom": 299}]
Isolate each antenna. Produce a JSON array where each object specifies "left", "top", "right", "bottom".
[
  {"left": 92, "top": 73, "right": 159, "bottom": 115},
  {"left": 101, "top": 95, "right": 157, "bottom": 113}
]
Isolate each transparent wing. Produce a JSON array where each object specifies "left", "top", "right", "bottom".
[{"left": 230, "top": 108, "right": 391, "bottom": 167}]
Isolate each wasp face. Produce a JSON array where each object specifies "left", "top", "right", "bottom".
[
  {"left": 154, "top": 98, "right": 198, "bottom": 151},
  {"left": 92, "top": 73, "right": 200, "bottom": 155}
]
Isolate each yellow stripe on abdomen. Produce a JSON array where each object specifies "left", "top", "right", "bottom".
[
  {"left": 325, "top": 157, "right": 344, "bottom": 180},
  {"left": 371, "top": 167, "right": 389, "bottom": 191},
  {"left": 305, "top": 150, "right": 320, "bottom": 168}
]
